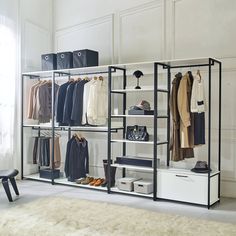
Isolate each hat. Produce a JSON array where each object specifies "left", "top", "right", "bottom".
[
  {"left": 130, "top": 100, "right": 151, "bottom": 111},
  {"left": 191, "top": 161, "right": 211, "bottom": 173}
]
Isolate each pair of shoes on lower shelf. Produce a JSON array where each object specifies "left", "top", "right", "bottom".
[
  {"left": 89, "top": 178, "right": 105, "bottom": 187},
  {"left": 76, "top": 176, "right": 94, "bottom": 185}
]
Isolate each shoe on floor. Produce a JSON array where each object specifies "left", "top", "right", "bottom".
[
  {"left": 81, "top": 177, "right": 94, "bottom": 185},
  {"left": 94, "top": 178, "right": 105, "bottom": 187},
  {"left": 76, "top": 177, "right": 86, "bottom": 184},
  {"left": 89, "top": 178, "right": 98, "bottom": 186}
]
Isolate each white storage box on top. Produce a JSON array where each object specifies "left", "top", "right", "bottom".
[
  {"left": 133, "top": 180, "right": 153, "bottom": 194},
  {"left": 117, "top": 177, "right": 141, "bottom": 192}
]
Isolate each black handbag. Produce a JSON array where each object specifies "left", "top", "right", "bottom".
[{"left": 126, "top": 125, "right": 149, "bottom": 141}]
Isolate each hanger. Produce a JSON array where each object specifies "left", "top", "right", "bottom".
[
  {"left": 73, "top": 132, "right": 84, "bottom": 141},
  {"left": 99, "top": 76, "right": 103, "bottom": 81},
  {"left": 197, "top": 69, "right": 201, "bottom": 81},
  {"left": 93, "top": 76, "right": 98, "bottom": 80}
]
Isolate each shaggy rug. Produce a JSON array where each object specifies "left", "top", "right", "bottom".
[{"left": 0, "top": 197, "right": 235, "bottom": 236}]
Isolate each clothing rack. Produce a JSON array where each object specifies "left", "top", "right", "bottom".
[
  {"left": 21, "top": 58, "right": 221, "bottom": 208},
  {"left": 107, "top": 58, "right": 221, "bottom": 208}
]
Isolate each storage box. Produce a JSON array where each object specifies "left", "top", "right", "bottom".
[
  {"left": 39, "top": 168, "right": 60, "bottom": 179},
  {"left": 117, "top": 177, "right": 141, "bottom": 192},
  {"left": 73, "top": 49, "right": 98, "bottom": 68},
  {"left": 57, "top": 51, "right": 73, "bottom": 69},
  {"left": 134, "top": 180, "right": 153, "bottom": 194},
  {"left": 115, "top": 156, "right": 153, "bottom": 167},
  {"left": 41, "top": 53, "right": 57, "bottom": 71},
  {"left": 128, "top": 110, "right": 154, "bottom": 115}
]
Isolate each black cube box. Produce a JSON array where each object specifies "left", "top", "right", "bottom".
[
  {"left": 73, "top": 49, "right": 99, "bottom": 68},
  {"left": 128, "top": 110, "right": 154, "bottom": 115},
  {"left": 57, "top": 51, "right": 73, "bottom": 69},
  {"left": 41, "top": 53, "right": 57, "bottom": 71},
  {"left": 39, "top": 168, "right": 60, "bottom": 179}
]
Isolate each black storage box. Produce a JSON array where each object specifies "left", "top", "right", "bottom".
[
  {"left": 115, "top": 156, "right": 153, "bottom": 167},
  {"left": 73, "top": 49, "right": 99, "bottom": 68},
  {"left": 128, "top": 110, "right": 154, "bottom": 115},
  {"left": 57, "top": 51, "right": 73, "bottom": 69},
  {"left": 41, "top": 53, "right": 57, "bottom": 71},
  {"left": 39, "top": 168, "right": 60, "bottom": 179}
]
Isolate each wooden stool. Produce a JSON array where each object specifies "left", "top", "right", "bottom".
[{"left": 0, "top": 169, "right": 19, "bottom": 202}]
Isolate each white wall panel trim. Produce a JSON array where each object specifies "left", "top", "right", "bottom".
[
  {"left": 55, "top": 14, "right": 114, "bottom": 63},
  {"left": 118, "top": 0, "right": 165, "bottom": 63}
]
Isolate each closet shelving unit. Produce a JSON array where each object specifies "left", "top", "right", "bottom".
[
  {"left": 21, "top": 57, "right": 221, "bottom": 208},
  {"left": 107, "top": 58, "right": 221, "bottom": 208},
  {"left": 21, "top": 66, "right": 123, "bottom": 192}
]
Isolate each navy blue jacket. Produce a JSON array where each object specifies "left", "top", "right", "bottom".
[
  {"left": 63, "top": 82, "right": 77, "bottom": 125},
  {"left": 55, "top": 81, "right": 71, "bottom": 125},
  {"left": 64, "top": 136, "right": 89, "bottom": 181}
]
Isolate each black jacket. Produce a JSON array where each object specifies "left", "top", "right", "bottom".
[
  {"left": 63, "top": 82, "right": 77, "bottom": 125},
  {"left": 64, "top": 136, "right": 89, "bottom": 181},
  {"left": 71, "top": 80, "right": 88, "bottom": 126},
  {"left": 55, "top": 81, "right": 71, "bottom": 124}
]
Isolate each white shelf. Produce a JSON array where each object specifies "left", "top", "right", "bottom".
[
  {"left": 111, "top": 86, "right": 168, "bottom": 93},
  {"left": 24, "top": 174, "right": 52, "bottom": 182},
  {"left": 22, "top": 57, "right": 217, "bottom": 77},
  {"left": 111, "top": 164, "right": 153, "bottom": 172},
  {"left": 111, "top": 114, "right": 168, "bottom": 118},
  {"left": 54, "top": 177, "right": 107, "bottom": 191},
  {"left": 111, "top": 139, "right": 168, "bottom": 145},
  {"left": 111, "top": 187, "right": 153, "bottom": 198}
]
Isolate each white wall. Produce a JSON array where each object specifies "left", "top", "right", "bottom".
[
  {"left": 53, "top": 0, "right": 236, "bottom": 198},
  {"left": 19, "top": 0, "right": 53, "bottom": 175}
]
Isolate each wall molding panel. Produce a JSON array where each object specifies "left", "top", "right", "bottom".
[
  {"left": 118, "top": 0, "right": 165, "bottom": 63},
  {"left": 55, "top": 14, "right": 114, "bottom": 65},
  {"left": 23, "top": 20, "right": 51, "bottom": 71}
]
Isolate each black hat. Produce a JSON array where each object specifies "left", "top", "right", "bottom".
[{"left": 191, "top": 161, "right": 211, "bottom": 173}]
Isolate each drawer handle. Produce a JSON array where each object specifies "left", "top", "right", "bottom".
[{"left": 176, "top": 175, "right": 188, "bottom": 178}]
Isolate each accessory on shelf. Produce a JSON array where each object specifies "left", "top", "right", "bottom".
[
  {"left": 191, "top": 161, "right": 212, "bottom": 173},
  {"left": 128, "top": 100, "right": 154, "bottom": 115},
  {"left": 39, "top": 168, "right": 60, "bottom": 180},
  {"left": 115, "top": 156, "right": 155, "bottom": 168},
  {"left": 41, "top": 53, "right": 57, "bottom": 71},
  {"left": 133, "top": 70, "right": 144, "bottom": 89},
  {"left": 57, "top": 51, "right": 73, "bottom": 69},
  {"left": 133, "top": 180, "right": 153, "bottom": 194},
  {"left": 81, "top": 176, "right": 94, "bottom": 185},
  {"left": 76, "top": 177, "right": 86, "bottom": 184},
  {"left": 117, "top": 177, "right": 142, "bottom": 192},
  {"left": 73, "top": 49, "right": 99, "bottom": 68},
  {"left": 126, "top": 125, "right": 149, "bottom": 141}
]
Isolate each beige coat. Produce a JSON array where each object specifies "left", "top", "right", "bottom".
[
  {"left": 170, "top": 74, "right": 194, "bottom": 161},
  {"left": 177, "top": 72, "right": 194, "bottom": 148}
]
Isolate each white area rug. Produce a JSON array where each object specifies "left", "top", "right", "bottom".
[{"left": 0, "top": 197, "right": 235, "bottom": 236}]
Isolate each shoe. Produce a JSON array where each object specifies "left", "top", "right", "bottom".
[
  {"left": 101, "top": 179, "right": 107, "bottom": 187},
  {"left": 89, "top": 178, "right": 98, "bottom": 186},
  {"left": 81, "top": 177, "right": 94, "bottom": 185},
  {"left": 94, "top": 178, "right": 105, "bottom": 187},
  {"left": 76, "top": 177, "right": 86, "bottom": 184}
]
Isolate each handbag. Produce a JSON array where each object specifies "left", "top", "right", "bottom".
[{"left": 126, "top": 125, "right": 149, "bottom": 141}]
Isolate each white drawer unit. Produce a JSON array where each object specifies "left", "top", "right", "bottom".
[{"left": 157, "top": 169, "right": 219, "bottom": 205}]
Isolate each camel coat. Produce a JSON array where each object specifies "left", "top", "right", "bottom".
[
  {"left": 169, "top": 73, "right": 194, "bottom": 161},
  {"left": 177, "top": 72, "right": 195, "bottom": 148}
]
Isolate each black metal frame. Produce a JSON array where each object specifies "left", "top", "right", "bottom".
[
  {"left": 107, "top": 58, "right": 222, "bottom": 209},
  {"left": 21, "top": 58, "right": 221, "bottom": 209},
  {"left": 21, "top": 69, "right": 119, "bottom": 188}
]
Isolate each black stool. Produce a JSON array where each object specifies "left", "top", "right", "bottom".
[{"left": 0, "top": 169, "right": 19, "bottom": 202}]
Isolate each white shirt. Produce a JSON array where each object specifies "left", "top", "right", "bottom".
[{"left": 190, "top": 74, "right": 206, "bottom": 113}]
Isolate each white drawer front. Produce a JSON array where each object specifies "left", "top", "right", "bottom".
[{"left": 157, "top": 171, "right": 218, "bottom": 205}]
